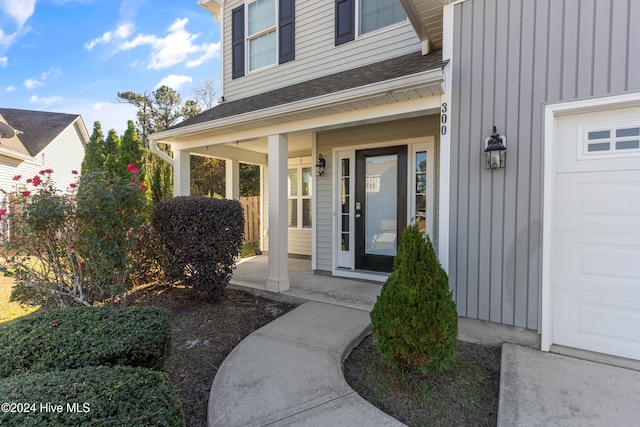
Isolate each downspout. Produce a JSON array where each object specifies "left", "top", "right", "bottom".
[{"left": 149, "top": 138, "right": 174, "bottom": 165}]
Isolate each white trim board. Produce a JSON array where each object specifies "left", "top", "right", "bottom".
[{"left": 541, "top": 92, "right": 640, "bottom": 352}]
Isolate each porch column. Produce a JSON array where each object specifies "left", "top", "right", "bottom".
[
  {"left": 266, "top": 134, "right": 289, "bottom": 292},
  {"left": 225, "top": 159, "right": 240, "bottom": 200},
  {"left": 174, "top": 150, "right": 191, "bottom": 196}
]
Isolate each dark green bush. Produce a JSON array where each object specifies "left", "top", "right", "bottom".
[
  {"left": 151, "top": 196, "right": 244, "bottom": 301},
  {"left": 0, "top": 306, "right": 171, "bottom": 378},
  {"left": 0, "top": 365, "right": 185, "bottom": 427},
  {"left": 370, "top": 224, "right": 458, "bottom": 373},
  {"left": 128, "top": 224, "right": 165, "bottom": 286}
]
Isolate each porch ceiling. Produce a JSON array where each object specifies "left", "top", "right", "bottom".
[{"left": 399, "top": 0, "right": 448, "bottom": 50}]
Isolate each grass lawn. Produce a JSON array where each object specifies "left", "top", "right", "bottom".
[
  {"left": 0, "top": 276, "right": 38, "bottom": 324},
  {"left": 240, "top": 242, "right": 259, "bottom": 258}
]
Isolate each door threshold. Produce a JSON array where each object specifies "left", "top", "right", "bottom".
[{"left": 332, "top": 268, "right": 388, "bottom": 283}]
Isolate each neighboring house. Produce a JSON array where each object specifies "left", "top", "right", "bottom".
[
  {"left": 0, "top": 108, "right": 89, "bottom": 240},
  {"left": 150, "top": 0, "right": 640, "bottom": 361}
]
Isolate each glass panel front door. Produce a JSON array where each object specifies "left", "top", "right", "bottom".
[
  {"left": 355, "top": 146, "right": 407, "bottom": 272},
  {"left": 365, "top": 154, "right": 398, "bottom": 256}
]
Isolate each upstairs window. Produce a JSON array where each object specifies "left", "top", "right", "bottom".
[
  {"left": 248, "top": 0, "right": 276, "bottom": 72},
  {"left": 335, "top": 0, "right": 407, "bottom": 46},
  {"left": 360, "top": 0, "right": 406, "bottom": 35},
  {"left": 232, "top": 0, "right": 295, "bottom": 79}
]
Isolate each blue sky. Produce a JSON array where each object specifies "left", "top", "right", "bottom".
[{"left": 0, "top": 0, "right": 221, "bottom": 134}]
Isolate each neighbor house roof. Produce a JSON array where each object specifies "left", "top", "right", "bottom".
[
  {"left": 171, "top": 50, "right": 445, "bottom": 131},
  {"left": 0, "top": 108, "right": 82, "bottom": 157}
]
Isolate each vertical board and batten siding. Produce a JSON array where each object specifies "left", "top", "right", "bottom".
[
  {"left": 0, "top": 123, "right": 85, "bottom": 195},
  {"left": 315, "top": 116, "right": 440, "bottom": 272},
  {"left": 450, "top": 0, "right": 640, "bottom": 330},
  {"left": 222, "top": 0, "right": 422, "bottom": 100}
]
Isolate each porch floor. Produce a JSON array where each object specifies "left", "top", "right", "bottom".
[{"left": 230, "top": 255, "right": 383, "bottom": 312}]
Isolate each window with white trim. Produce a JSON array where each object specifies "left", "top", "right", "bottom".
[
  {"left": 288, "top": 165, "right": 312, "bottom": 228},
  {"left": 335, "top": 0, "right": 407, "bottom": 45},
  {"left": 359, "top": 0, "right": 406, "bottom": 35},
  {"left": 247, "top": 0, "right": 277, "bottom": 72},
  {"left": 232, "top": 0, "right": 295, "bottom": 78}
]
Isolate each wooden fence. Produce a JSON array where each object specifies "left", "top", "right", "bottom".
[{"left": 239, "top": 196, "right": 260, "bottom": 244}]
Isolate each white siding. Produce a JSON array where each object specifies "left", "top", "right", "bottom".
[
  {"left": 0, "top": 122, "right": 85, "bottom": 196},
  {"left": 260, "top": 158, "right": 312, "bottom": 257},
  {"left": 315, "top": 115, "right": 439, "bottom": 272},
  {"left": 222, "top": 0, "right": 422, "bottom": 100}
]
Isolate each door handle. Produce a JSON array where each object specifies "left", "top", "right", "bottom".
[{"left": 355, "top": 201, "right": 361, "bottom": 218}]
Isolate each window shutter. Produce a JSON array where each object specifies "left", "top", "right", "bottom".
[
  {"left": 231, "top": 5, "right": 245, "bottom": 79},
  {"left": 335, "top": 0, "right": 355, "bottom": 46},
  {"left": 279, "top": 0, "right": 295, "bottom": 64}
]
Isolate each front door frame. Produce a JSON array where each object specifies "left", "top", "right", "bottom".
[{"left": 332, "top": 137, "right": 435, "bottom": 280}]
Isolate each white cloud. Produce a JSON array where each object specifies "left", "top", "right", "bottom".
[
  {"left": 6, "top": 85, "right": 16, "bottom": 92},
  {"left": 24, "top": 78, "right": 43, "bottom": 89},
  {"left": 41, "top": 67, "right": 62, "bottom": 80},
  {"left": 155, "top": 74, "right": 193, "bottom": 90},
  {"left": 85, "top": 22, "right": 134, "bottom": 50},
  {"left": 120, "top": 18, "right": 220, "bottom": 70},
  {"left": 0, "top": 29, "right": 17, "bottom": 47},
  {"left": 29, "top": 95, "right": 62, "bottom": 106},
  {"left": 0, "top": 0, "right": 37, "bottom": 29},
  {"left": 0, "top": 56, "right": 7, "bottom": 67}
]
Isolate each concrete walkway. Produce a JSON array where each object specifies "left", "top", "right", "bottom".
[
  {"left": 210, "top": 257, "right": 640, "bottom": 426},
  {"left": 207, "top": 301, "right": 404, "bottom": 426},
  {"left": 498, "top": 343, "right": 640, "bottom": 427}
]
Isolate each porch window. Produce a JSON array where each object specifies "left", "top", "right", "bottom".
[{"left": 288, "top": 166, "right": 312, "bottom": 228}]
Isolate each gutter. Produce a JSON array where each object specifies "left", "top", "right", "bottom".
[{"left": 149, "top": 139, "right": 174, "bottom": 165}]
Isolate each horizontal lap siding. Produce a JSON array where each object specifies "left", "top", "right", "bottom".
[
  {"left": 450, "top": 0, "right": 640, "bottom": 330},
  {"left": 223, "top": 0, "right": 422, "bottom": 100},
  {"left": 0, "top": 123, "right": 85, "bottom": 196},
  {"left": 315, "top": 116, "right": 439, "bottom": 272}
]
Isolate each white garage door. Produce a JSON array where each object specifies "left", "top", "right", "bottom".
[{"left": 553, "top": 106, "right": 640, "bottom": 360}]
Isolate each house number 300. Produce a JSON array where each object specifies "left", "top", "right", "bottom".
[{"left": 441, "top": 103, "right": 448, "bottom": 136}]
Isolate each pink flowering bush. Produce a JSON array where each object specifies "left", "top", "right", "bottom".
[{"left": 1, "top": 168, "right": 146, "bottom": 308}]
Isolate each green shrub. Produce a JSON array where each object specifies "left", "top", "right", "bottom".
[
  {"left": 2, "top": 168, "right": 146, "bottom": 308},
  {"left": 151, "top": 196, "right": 244, "bottom": 301},
  {"left": 0, "top": 306, "right": 171, "bottom": 378},
  {"left": 127, "top": 224, "right": 165, "bottom": 286},
  {"left": 0, "top": 365, "right": 185, "bottom": 427},
  {"left": 370, "top": 224, "right": 458, "bottom": 373}
]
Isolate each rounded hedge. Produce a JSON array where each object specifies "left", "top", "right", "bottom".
[
  {"left": 0, "top": 306, "right": 171, "bottom": 378},
  {"left": 0, "top": 365, "right": 185, "bottom": 427},
  {"left": 151, "top": 196, "right": 244, "bottom": 301}
]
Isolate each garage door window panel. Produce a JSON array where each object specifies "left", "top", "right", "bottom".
[{"left": 583, "top": 124, "right": 640, "bottom": 156}]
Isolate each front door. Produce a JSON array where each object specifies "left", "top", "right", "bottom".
[{"left": 354, "top": 146, "right": 407, "bottom": 272}]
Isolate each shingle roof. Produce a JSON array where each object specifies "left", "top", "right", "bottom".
[
  {"left": 171, "top": 50, "right": 445, "bottom": 130},
  {"left": 0, "top": 108, "right": 81, "bottom": 156}
]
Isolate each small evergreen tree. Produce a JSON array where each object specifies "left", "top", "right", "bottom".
[
  {"left": 370, "top": 224, "right": 458, "bottom": 373},
  {"left": 118, "top": 120, "right": 144, "bottom": 182},
  {"left": 81, "top": 121, "right": 106, "bottom": 173},
  {"left": 103, "top": 129, "right": 121, "bottom": 176}
]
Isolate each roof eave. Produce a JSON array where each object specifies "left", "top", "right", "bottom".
[{"left": 150, "top": 67, "right": 445, "bottom": 143}]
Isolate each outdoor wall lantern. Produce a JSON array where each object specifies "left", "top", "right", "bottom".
[
  {"left": 484, "top": 126, "right": 507, "bottom": 169},
  {"left": 316, "top": 154, "right": 326, "bottom": 176}
]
